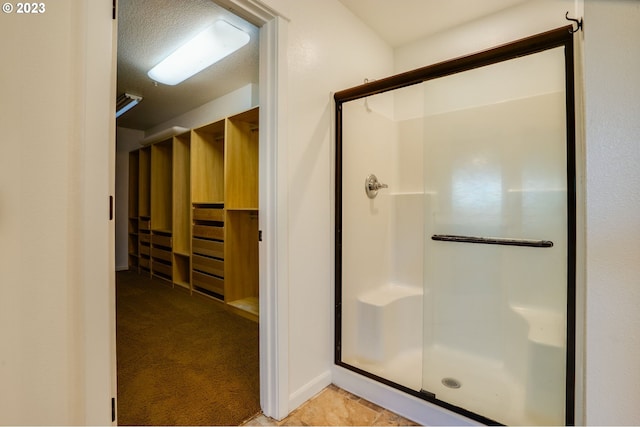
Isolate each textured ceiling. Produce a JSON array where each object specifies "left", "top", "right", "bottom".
[{"left": 116, "top": 0, "right": 259, "bottom": 131}]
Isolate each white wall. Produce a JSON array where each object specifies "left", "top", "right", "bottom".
[
  {"left": 583, "top": 1, "right": 640, "bottom": 424},
  {"left": 144, "top": 83, "right": 258, "bottom": 136},
  {"left": 395, "top": 0, "right": 579, "bottom": 74},
  {"left": 261, "top": 0, "right": 395, "bottom": 410},
  {"left": 0, "top": 3, "right": 81, "bottom": 423},
  {"left": 0, "top": 1, "right": 115, "bottom": 425}
]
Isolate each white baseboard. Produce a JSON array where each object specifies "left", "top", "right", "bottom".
[{"left": 288, "top": 370, "right": 332, "bottom": 413}]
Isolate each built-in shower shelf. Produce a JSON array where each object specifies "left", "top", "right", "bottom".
[
  {"left": 358, "top": 285, "right": 423, "bottom": 307},
  {"left": 511, "top": 305, "right": 564, "bottom": 347}
]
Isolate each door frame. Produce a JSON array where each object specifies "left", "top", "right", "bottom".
[{"left": 96, "top": 0, "right": 290, "bottom": 422}]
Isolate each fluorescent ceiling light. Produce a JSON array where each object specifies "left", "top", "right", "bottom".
[
  {"left": 148, "top": 20, "right": 250, "bottom": 86},
  {"left": 116, "top": 93, "right": 143, "bottom": 118}
]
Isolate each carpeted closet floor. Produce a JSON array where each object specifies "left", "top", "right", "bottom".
[{"left": 116, "top": 270, "right": 260, "bottom": 426}]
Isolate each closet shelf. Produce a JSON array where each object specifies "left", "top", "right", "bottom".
[
  {"left": 228, "top": 297, "right": 259, "bottom": 322},
  {"left": 226, "top": 207, "right": 259, "bottom": 212},
  {"left": 128, "top": 106, "right": 259, "bottom": 320},
  {"left": 151, "top": 228, "right": 172, "bottom": 234},
  {"left": 192, "top": 201, "right": 225, "bottom": 206}
]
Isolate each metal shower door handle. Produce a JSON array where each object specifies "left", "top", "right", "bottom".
[{"left": 365, "top": 174, "right": 388, "bottom": 199}]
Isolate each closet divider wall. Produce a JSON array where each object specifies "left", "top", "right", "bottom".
[
  {"left": 138, "top": 146, "right": 151, "bottom": 273},
  {"left": 222, "top": 108, "right": 259, "bottom": 319},
  {"left": 127, "top": 107, "right": 260, "bottom": 321},
  {"left": 127, "top": 150, "right": 139, "bottom": 271},
  {"left": 150, "top": 139, "right": 173, "bottom": 282},
  {"left": 173, "top": 132, "right": 192, "bottom": 289}
]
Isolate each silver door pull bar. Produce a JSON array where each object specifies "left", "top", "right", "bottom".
[{"left": 431, "top": 234, "right": 553, "bottom": 248}]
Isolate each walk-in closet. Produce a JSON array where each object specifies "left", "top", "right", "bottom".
[{"left": 115, "top": 0, "right": 261, "bottom": 424}]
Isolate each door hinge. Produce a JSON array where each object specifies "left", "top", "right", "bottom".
[
  {"left": 109, "top": 195, "right": 114, "bottom": 220},
  {"left": 111, "top": 397, "right": 116, "bottom": 422},
  {"left": 258, "top": 230, "right": 262, "bottom": 242},
  {"left": 112, "top": 0, "right": 116, "bottom": 19}
]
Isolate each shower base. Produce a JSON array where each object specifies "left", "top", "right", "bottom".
[
  {"left": 422, "top": 344, "right": 526, "bottom": 425},
  {"left": 347, "top": 343, "right": 560, "bottom": 425}
]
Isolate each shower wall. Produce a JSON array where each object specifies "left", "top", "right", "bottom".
[
  {"left": 341, "top": 88, "right": 425, "bottom": 377},
  {"left": 423, "top": 91, "right": 567, "bottom": 353},
  {"left": 341, "top": 94, "right": 394, "bottom": 364}
]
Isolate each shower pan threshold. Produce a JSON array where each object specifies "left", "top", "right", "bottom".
[{"left": 344, "top": 348, "right": 422, "bottom": 392}]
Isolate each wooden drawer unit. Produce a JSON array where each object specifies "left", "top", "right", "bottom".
[
  {"left": 193, "top": 224, "right": 224, "bottom": 241},
  {"left": 193, "top": 207, "right": 224, "bottom": 222},
  {"left": 192, "top": 254, "right": 224, "bottom": 278},
  {"left": 192, "top": 238, "right": 224, "bottom": 259},
  {"left": 140, "top": 244, "right": 150, "bottom": 256},
  {"left": 139, "top": 218, "right": 150, "bottom": 230},
  {"left": 151, "top": 247, "right": 172, "bottom": 263},
  {"left": 139, "top": 233, "right": 151, "bottom": 244},
  {"left": 128, "top": 235, "right": 138, "bottom": 255},
  {"left": 152, "top": 233, "right": 172, "bottom": 248},
  {"left": 192, "top": 271, "right": 224, "bottom": 296},
  {"left": 152, "top": 260, "right": 172, "bottom": 278},
  {"left": 139, "top": 257, "right": 150, "bottom": 269}
]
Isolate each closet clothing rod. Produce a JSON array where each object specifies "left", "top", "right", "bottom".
[{"left": 431, "top": 234, "right": 553, "bottom": 248}]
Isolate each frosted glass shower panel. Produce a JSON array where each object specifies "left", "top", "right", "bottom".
[{"left": 422, "top": 47, "right": 568, "bottom": 425}]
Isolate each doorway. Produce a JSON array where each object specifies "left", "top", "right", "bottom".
[{"left": 118, "top": 0, "right": 266, "bottom": 422}]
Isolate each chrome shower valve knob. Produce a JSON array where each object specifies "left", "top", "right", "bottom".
[{"left": 365, "top": 174, "right": 388, "bottom": 199}]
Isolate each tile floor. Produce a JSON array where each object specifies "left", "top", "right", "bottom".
[{"left": 241, "top": 384, "right": 420, "bottom": 426}]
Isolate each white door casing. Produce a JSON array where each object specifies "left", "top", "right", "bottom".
[{"left": 212, "top": 1, "right": 292, "bottom": 419}]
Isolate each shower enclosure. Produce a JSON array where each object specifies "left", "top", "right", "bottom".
[{"left": 334, "top": 28, "right": 576, "bottom": 425}]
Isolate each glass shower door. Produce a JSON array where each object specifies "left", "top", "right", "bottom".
[
  {"left": 334, "top": 27, "right": 576, "bottom": 427},
  {"left": 421, "top": 47, "right": 569, "bottom": 425}
]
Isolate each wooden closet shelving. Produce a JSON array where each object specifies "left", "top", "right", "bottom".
[
  {"left": 127, "top": 150, "right": 140, "bottom": 271},
  {"left": 137, "top": 146, "right": 151, "bottom": 274},
  {"left": 223, "top": 107, "right": 259, "bottom": 319},
  {"left": 127, "top": 106, "right": 260, "bottom": 321},
  {"left": 172, "top": 131, "right": 191, "bottom": 290},
  {"left": 150, "top": 139, "right": 173, "bottom": 283}
]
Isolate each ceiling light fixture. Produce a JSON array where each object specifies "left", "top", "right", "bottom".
[
  {"left": 116, "top": 93, "right": 143, "bottom": 118},
  {"left": 148, "top": 20, "right": 250, "bottom": 86}
]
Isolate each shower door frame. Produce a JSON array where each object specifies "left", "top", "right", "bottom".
[{"left": 334, "top": 26, "right": 577, "bottom": 426}]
